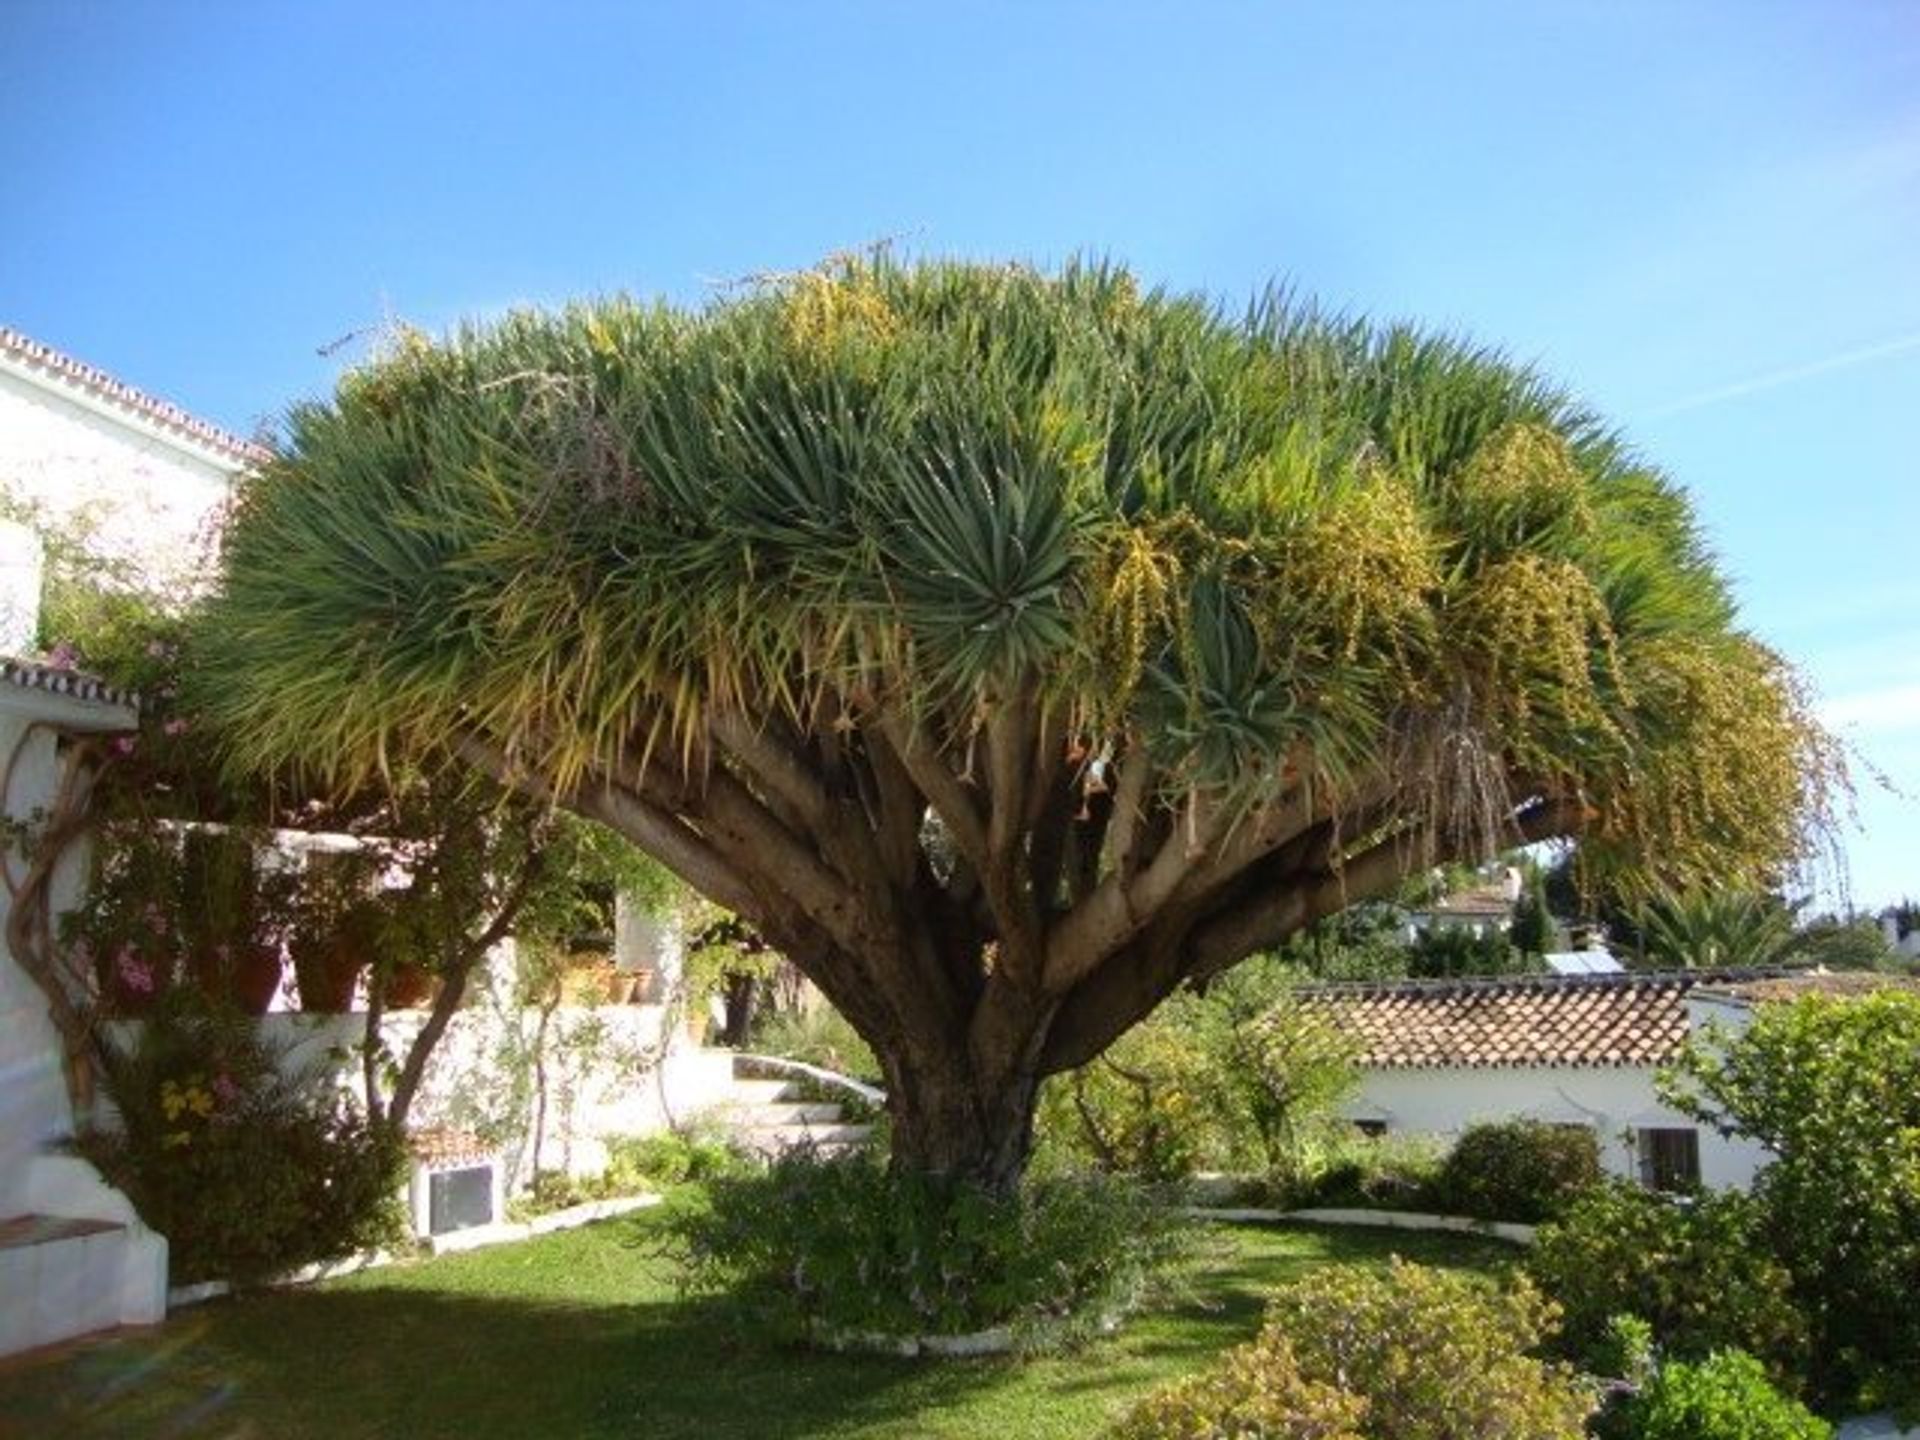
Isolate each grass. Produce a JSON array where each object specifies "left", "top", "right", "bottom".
[{"left": 0, "top": 1213, "right": 1517, "bottom": 1440}]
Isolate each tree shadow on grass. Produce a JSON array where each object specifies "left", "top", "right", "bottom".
[
  {"left": 0, "top": 1282, "right": 1117, "bottom": 1440},
  {"left": 0, "top": 1221, "right": 1521, "bottom": 1440}
]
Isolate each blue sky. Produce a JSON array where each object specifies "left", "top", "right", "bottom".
[{"left": 4, "top": 2, "right": 1915, "bottom": 907}]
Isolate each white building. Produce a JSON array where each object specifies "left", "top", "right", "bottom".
[
  {"left": 0, "top": 326, "right": 267, "bottom": 603},
  {"left": 0, "top": 328, "right": 264, "bottom": 1357},
  {"left": 0, "top": 662, "right": 168, "bottom": 1355},
  {"left": 1297, "top": 969, "right": 1912, "bottom": 1193}
]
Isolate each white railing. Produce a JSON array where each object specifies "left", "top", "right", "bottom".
[{"left": 730, "top": 1052, "right": 887, "bottom": 1106}]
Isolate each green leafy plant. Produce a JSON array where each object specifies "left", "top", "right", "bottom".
[
  {"left": 80, "top": 992, "right": 406, "bottom": 1286},
  {"left": 1036, "top": 960, "right": 1358, "bottom": 1183},
  {"left": 1108, "top": 1335, "right": 1367, "bottom": 1439},
  {"left": 1118, "top": 1257, "right": 1592, "bottom": 1439},
  {"left": 665, "top": 1152, "right": 1195, "bottom": 1347},
  {"left": 1433, "top": 1119, "right": 1602, "bottom": 1223},
  {"left": 1528, "top": 1181, "right": 1808, "bottom": 1385},
  {"left": 1624, "top": 1350, "right": 1832, "bottom": 1440},
  {"left": 1663, "top": 988, "right": 1920, "bottom": 1416},
  {"left": 1272, "top": 1131, "right": 1448, "bottom": 1211}
]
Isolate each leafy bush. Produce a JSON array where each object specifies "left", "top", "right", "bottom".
[
  {"left": 1109, "top": 1335, "right": 1367, "bottom": 1439},
  {"left": 1273, "top": 1131, "right": 1447, "bottom": 1211},
  {"left": 1035, "top": 1010, "right": 1218, "bottom": 1180},
  {"left": 1036, "top": 958, "right": 1357, "bottom": 1182},
  {"left": 1528, "top": 1182, "right": 1808, "bottom": 1384},
  {"left": 1265, "top": 1258, "right": 1594, "bottom": 1439},
  {"left": 1625, "top": 1350, "right": 1832, "bottom": 1440},
  {"left": 666, "top": 1152, "right": 1194, "bottom": 1346},
  {"left": 1116, "top": 1258, "right": 1592, "bottom": 1439},
  {"left": 603, "top": 1128, "right": 750, "bottom": 1190},
  {"left": 1664, "top": 988, "right": 1920, "bottom": 1416},
  {"left": 1433, "top": 1119, "right": 1601, "bottom": 1222},
  {"left": 83, "top": 996, "right": 406, "bottom": 1286},
  {"left": 746, "top": 1004, "right": 878, "bottom": 1082}
]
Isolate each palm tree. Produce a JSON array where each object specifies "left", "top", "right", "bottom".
[
  {"left": 193, "top": 257, "right": 1836, "bottom": 1190},
  {"left": 1637, "top": 890, "right": 1798, "bottom": 970}
]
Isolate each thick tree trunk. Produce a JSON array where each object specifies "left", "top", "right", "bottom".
[{"left": 884, "top": 1049, "right": 1041, "bottom": 1195}]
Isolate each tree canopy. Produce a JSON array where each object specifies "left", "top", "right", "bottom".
[{"left": 196, "top": 257, "right": 1836, "bottom": 1183}]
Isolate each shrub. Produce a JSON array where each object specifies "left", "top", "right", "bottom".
[
  {"left": 1664, "top": 988, "right": 1920, "bottom": 1416},
  {"left": 605, "top": 1133, "right": 693, "bottom": 1187},
  {"left": 603, "top": 1128, "right": 752, "bottom": 1192},
  {"left": 1433, "top": 1119, "right": 1602, "bottom": 1223},
  {"left": 1273, "top": 1131, "right": 1446, "bottom": 1211},
  {"left": 83, "top": 996, "right": 406, "bottom": 1286},
  {"left": 1109, "top": 1334, "right": 1367, "bottom": 1440},
  {"left": 746, "top": 1004, "right": 878, "bottom": 1082},
  {"left": 666, "top": 1152, "right": 1194, "bottom": 1347},
  {"left": 1626, "top": 1350, "right": 1832, "bottom": 1440},
  {"left": 1036, "top": 959, "right": 1358, "bottom": 1183},
  {"left": 1035, "top": 1011, "right": 1219, "bottom": 1180},
  {"left": 1118, "top": 1258, "right": 1593, "bottom": 1439},
  {"left": 1263, "top": 1258, "right": 1595, "bottom": 1439},
  {"left": 1528, "top": 1182, "right": 1808, "bottom": 1384}
]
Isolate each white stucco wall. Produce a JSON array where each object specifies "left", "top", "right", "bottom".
[
  {"left": 0, "top": 695, "right": 137, "bottom": 1216},
  {"left": 252, "top": 934, "right": 734, "bottom": 1192},
  {"left": 0, "top": 359, "right": 247, "bottom": 602},
  {"left": 1344, "top": 1060, "right": 1771, "bottom": 1191}
]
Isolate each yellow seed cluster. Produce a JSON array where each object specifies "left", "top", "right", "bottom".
[
  {"left": 1087, "top": 523, "right": 1183, "bottom": 707},
  {"left": 1273, "top": 468, "right": 1438, "bottom": 669},
  {"left": 1453, "top": 421, "right": 1595, "bottom": 544},
  {"left": 780, "top": 270, "right": 900, "bottom": 360},
  {"left": 1591, "top": 636, "right": 1842, "bottom": 896},
  {"left": 1450, "top": 554, "right": 1623, "bottom": 756}
]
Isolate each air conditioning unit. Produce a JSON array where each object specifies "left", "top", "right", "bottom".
[{"left": 408, "top": 1130, "right": 503, "bottom": 1243}]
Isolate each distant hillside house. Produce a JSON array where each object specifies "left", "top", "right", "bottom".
[
  {"left": 1402, "top": 865, "right": 1521, "bottom": 941},
  {"left": 1296, "top": 969, "right": 1920, "bottom": 1193}
]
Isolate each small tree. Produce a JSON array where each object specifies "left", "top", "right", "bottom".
[
  {"left": 1663, "top": 989, "right": 1920, "bottom": 1414},
  {"left": 196, "top": 258, "right": 1837, "bottom": 1190}
]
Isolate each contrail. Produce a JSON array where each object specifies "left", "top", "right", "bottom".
[{"left": 1647, "top": 331, "right": 1920, "bottom": 418}]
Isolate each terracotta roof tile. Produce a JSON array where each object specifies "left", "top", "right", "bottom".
[
  {"left": 0, "top": 325, "right": 271, "bottom": 467},
  {"left": 1295, "top": 968, "right": 1807, "bottom": 1070},
  {"left": 1694, "top": 971, "right": 1920, "bottom": 1004}
]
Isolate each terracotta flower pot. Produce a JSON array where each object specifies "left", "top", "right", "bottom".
[
  {"left": 293, "top": 933, "right": 365, "bottom": 1012},
  {"left": 383, "top": 963, "right": 434, "bottom": 1009},
  {"left": 191, "top": 944, "right": 283, "bottom": 1015}
]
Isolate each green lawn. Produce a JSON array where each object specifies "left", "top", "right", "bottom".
[{"left": 0, "top": 1215, "right": 1516, "bottom": 1440}]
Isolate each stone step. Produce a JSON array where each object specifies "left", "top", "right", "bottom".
[
  {"left": 725, "top": 1101, "right": 845, "bottom": 1126},
  {"left": 727, "top": 1078, "right": 802, "bottom": 1106},
  {"left": 0, "top": 1213, "right": 134, "bottom": 1357}
]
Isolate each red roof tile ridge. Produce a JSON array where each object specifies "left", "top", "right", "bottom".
[
  {"left": 1294, "top": 965, "right": 1807, "bottom": 1001},
  {"left": 0, "top": 325, "right": 273, "bottom": 466}
]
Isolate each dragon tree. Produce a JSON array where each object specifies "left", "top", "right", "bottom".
[{"left": 197, "top": 259, "right": 1833, "bottom": 1190}]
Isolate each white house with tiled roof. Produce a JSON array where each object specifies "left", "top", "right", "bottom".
[
  {"left": 1295, "top": 969, "right": 1919, "bottom": 1193},
  {"left": 0, "top": 326, "right": 267, "bottom": 604}
]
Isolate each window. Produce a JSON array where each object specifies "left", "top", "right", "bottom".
[{"left": 1636, "top": 1127, "right": 1700, "bottom": 1191}]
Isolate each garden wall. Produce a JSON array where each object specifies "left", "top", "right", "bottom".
[{"left": 260, "top": 999, "right": 735, "bottom": 1190}]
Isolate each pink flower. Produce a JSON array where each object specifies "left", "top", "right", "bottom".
[
  {"left": 46, "top": 642, "right": 78, "bottom": 671},
  {"left": 112, "top": 736, "right": 137, "bottom": 756},
  {"left": 210, "top": 1072, "right": 240, "bottom": 1106},
  {"left": 163, "top": 717, "right": 189, "bottom": 736},
  {"left": 116, "top": 948, "right": 155, "bottom": 995}
]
